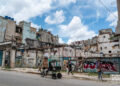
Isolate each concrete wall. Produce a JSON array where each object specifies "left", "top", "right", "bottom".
[
  {"left": 0, "top": 16, "right": 16, "bottom": 42},
  {"left": 98, "top": 42, "right": 119, "bottom": 55},
  {"left": 5, "top": 19, "right": 16, "bottom": 41},
  {"left": 98, "top": 34, "right": 110, "bottom": 43},
  {"left": 19, "top": 21, "right": 36, "bottom": 44},
  {"left": 0, "top": 17, "right": 7, "bottom": 42},
  {"left": 23, "top": 50, "right": 36, "bottom": 68},
  {"left": 37, "top": 29, "right": 59, "bottom": 44},
  {"left": 10, "top": 49, "right": 16, "bottom": 68},
  {"left": 116, "top": 0, "right": 120, "bottom": 34}
]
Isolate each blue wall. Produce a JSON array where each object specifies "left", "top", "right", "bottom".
[
  {"left": 0, "top": 17, "right": 7, "bottom": 42},
  {"left": 0, "top": 51, "right": 3, "bottom": 66},
  {"left": 22, "top": 22, "right": 36, "bottom": 44}
]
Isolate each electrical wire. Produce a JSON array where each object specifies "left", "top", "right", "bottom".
[{"left": 99, "top": 0, "right": 117, "bottom": 18}]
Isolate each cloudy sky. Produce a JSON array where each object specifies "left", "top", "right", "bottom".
[{"left": 0, "top": 0, "right": 118, "bottom": 44}]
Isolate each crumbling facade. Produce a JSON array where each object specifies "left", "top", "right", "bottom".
[
  {"left": 0, "top": 16, "right": 16, "bottom": 42},
  {"left": 116, "top": 0, "right": 120, "bottom": 34},
  {"left": 0, "top": 16, "right": 58, "bottom": 68},
  {"left": 37, "top": 28, "right": 59, "bottom": 44},
  {"left": 71, "top": 28, "right": 120, "bottom": 58},
  {"left": 98, "top": 29, "right": 119, "bottom": 57}
]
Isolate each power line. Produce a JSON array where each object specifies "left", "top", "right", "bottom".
[{"left": 98, "top": 0, "right": 117, "bottom": 18}]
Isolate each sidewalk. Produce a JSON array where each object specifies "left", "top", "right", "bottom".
[
  {"left": 0, "top": 67, "right": 120, "bottom": 82},
  {"left": 62, "top": 72, "right": 111, "bottom": 81}
]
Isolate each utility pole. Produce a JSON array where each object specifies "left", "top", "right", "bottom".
[{"left": 116, "top": 0, "right": 120, "bottom": 34}]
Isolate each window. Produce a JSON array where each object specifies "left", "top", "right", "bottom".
[
  {"left": 100, "top": 47, "right": 102, "bottom": 50},
  {"left": 104, "top": 47, "right": 107, "bottom": 49},
  {"left": 103, "top": 36, "right": 105, "bottom": 38},
  {"left": 109, "top": 51, "right": 111, "bottom": 53}
]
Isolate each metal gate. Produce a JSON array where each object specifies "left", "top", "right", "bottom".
[{"left": 0, "top": 51, "right": 3, "bottom": 66}]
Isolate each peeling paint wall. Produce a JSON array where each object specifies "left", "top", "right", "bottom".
[
  {"left": 0, "top": 17, "right": 7, "bottom": 42},
  {"left": 19, "top": 21, "right": 36, "bottom": 44},
  {"left": 0, "top": 16, "right": 16, "bottom": 42},
  {"left": 116, "top": 0, "right": 120, "bottom": 34},
  {"left": 23, "top": 50, "right": 36, "bottom": 68}
]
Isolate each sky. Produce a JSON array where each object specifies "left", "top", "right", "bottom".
[{"left": 0, "top": 0, "right": 118, "bottom": 44}]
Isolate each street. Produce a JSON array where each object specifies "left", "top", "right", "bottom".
[{"left": 0, "top": 70, "right": 120, "bottom": 86}]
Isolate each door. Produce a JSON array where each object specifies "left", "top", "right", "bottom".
[{"left": 0, "top": 51, "right": 3, "bottom": 66}]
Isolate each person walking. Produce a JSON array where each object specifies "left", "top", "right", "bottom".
[
  {"left": 66, "top": 63, "right": 69, "bottom": 74},
  {"left": 98, "top": 68, "right": 103, "bottom": 80},
  {"left": 68, "top": 61, "right": 73, "bottom": 75}
]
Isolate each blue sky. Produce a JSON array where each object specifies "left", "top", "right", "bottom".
[{"left": 0, "top": 0, "right": 118, "bottom": 43}]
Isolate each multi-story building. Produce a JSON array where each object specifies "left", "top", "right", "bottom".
[
  {"left": 19, "top": 21, "right": 36, "bottom": 44},
  {"left": 114, "top": 0, "right": 120, "bottom": 49},
  {"left": 0, "top": 16, "right": 16, "bottom": 67},
  {"left": 71, "top": 28, "right": 120, "bottom": 58},
  {"left": 37, "top": 28, "right": 59, "bottom": 44},
  {"left": 0, "top": 16, "right": 16, "bottom": 42},
  {"left": 116, "top": 0, "right": 120, "bottom": 34},
  {"left": 98, "top": 29, "right": 120, "bottom": 57}
]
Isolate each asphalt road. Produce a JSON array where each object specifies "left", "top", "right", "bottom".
[{"left": 0, "top": 70, "right": 120, "bottom": 86}]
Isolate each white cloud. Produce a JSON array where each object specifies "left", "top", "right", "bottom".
[
  {"left": 59, "top": 38, "right": 65, "bottom": 44},
  {"left": 76, "top": 0, "right": 117, "bottom": 19},
  {"left": 0, "top": 0, "right": 53, "bottom": 22},
  {"left": 45, "top": 10, "right": 65, "bottom": 24},
  {"left": 47, "top": 28, "right": 53, "bottom": 32},
  {"left": 94, "top": 0, "right": 116, "bottom": 8},
  {"left": 55, "top": 0, "right": 76, "bottom": 6},
  {"left": 0, "top": 0, "right": 75, "bottom": 22},
  {"left": 31, "top": 23, "right": 41, "bottom": 30},
  {"left": 106, "top": 11, "right": 118, "bottom": 27},
  {"left": 59, "top": 16, "right": 97, "bottom": 44}
]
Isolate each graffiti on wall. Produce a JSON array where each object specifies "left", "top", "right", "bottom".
[
  {"left": 83, "top": 61, "right": 97, "bottom": 72},
  {"left": 83, "top": 59, "right": 119, "bottom": 73}
]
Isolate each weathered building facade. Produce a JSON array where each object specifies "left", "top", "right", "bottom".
[
  {"left": 37, "top": 28, "right": 59, "bottom": 44},
  {"left": 0, "top": 16, "right": 16, "bottom": 42},
  {"left": 71, "top": 28, "right": 120, "bottom": 58},
  {"left": 0, "top": 16, "right": 16, "bottom": 68},
  {"left": 116, "top": 0, "right": 120, "bottom": 34},
  {"left": 19, "top": 21, "right": 36, "bottom": 44}
]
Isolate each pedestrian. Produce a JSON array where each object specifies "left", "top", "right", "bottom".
[
  {"left": 68, "top": 61, "right": 73, "bottom": 75},
  {"left": 98, "top": 68, "right": 103, "bottom": 80},
  {"left": 66, "top": 63, "right": 69, "bottom": 74}
]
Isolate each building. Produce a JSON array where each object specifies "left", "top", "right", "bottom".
[
  {"left": 116, "top": 0, "right": 120, "bottom": 34},
  {"left": 98, "top": 29, "right": 119, "bottom": 57},
  {"left": 114, "top": 0, "right": 120, "bottom": 49},
  {"left": 0, "top": 16, "right": 16, "bottom": 67},
  {"left": 0, "top": 16, "right": 16, "bottom": 42},
  {"left": 71, "top": 28, "right": 120, "bottom": 58},
  {"left": 37, "top": 28, "right": 59, "bottom": 44},
  {"left": 19, "top": 21, "right": 36, "bottom": 44}
]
